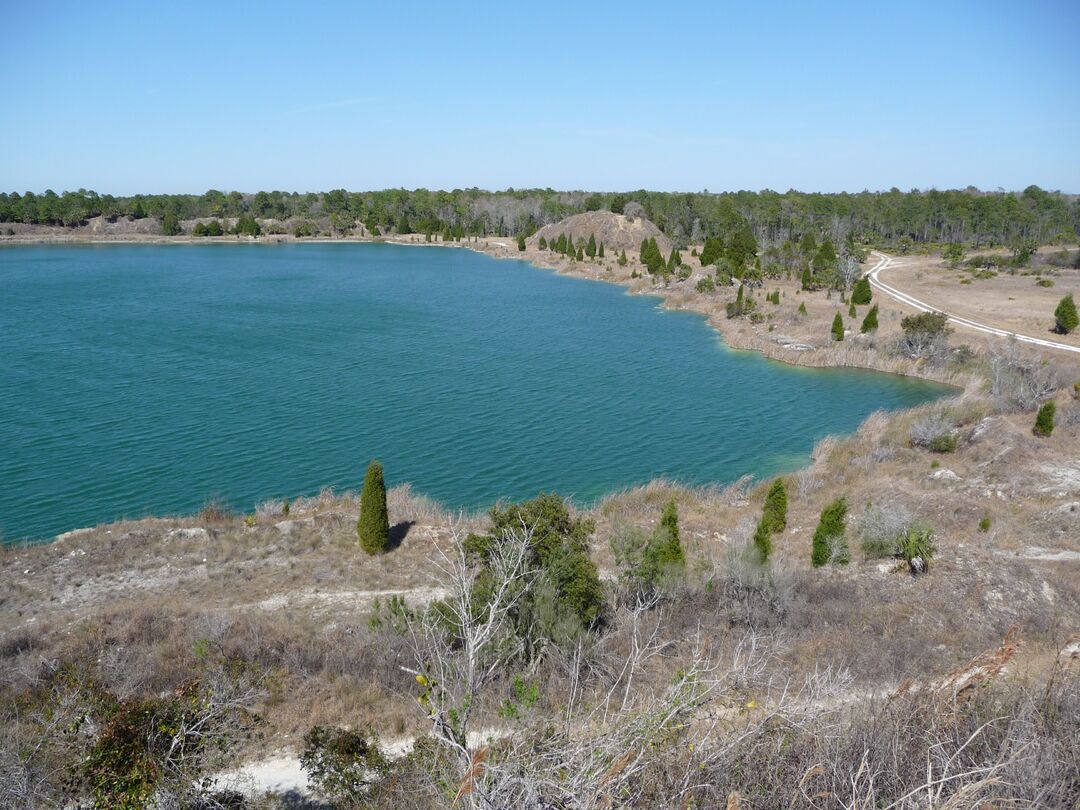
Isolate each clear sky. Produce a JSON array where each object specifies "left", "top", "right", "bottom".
[{"left": 2, "top": 0, "right": 1078, "bottom": 195}]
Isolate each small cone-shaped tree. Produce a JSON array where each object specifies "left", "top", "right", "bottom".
[
  {"left": 1054, "top": 293, "right": 1078, "bottom": 334},
  {"left": 576, "top": 247, "right": 584, "bottom": 261},
  {"left": 848, "top": 301, "right": 857, "bottom": 318},
  {"left": 812, "top": 497, "right": 847, "bottom": 567},
  {"left": 752, "top": 518, "right": 772, "bottom": 564},
  {"left": 1033, "top": 401, "right": 1056, "bottom": 437},
  {"left": 358, "top": 460, "right": 389, "bottom": 554},
  {"left": 860, "top": 304, "right": 879, "bottom": 333},
  {"left": 585, "top": 233, "right": 597, "bottom": 258},
  {"left": 538, "top": 236, "right": 547, "bottom": 250},
  {"left": 763, "top": 478, "right": 787, "bottom": 533},
  {"left": 658, "top": 499, "right": 684, "bottom": 565},
  {"left": 851, "top": 276, "right": 873, "bottom": 305},
  {"left": 831, "top": 312, "right": 845, "bottom": 341},
  {"left": 517, "top": 233, "right": 526, "bottom": 251},
  {"left": 598, "top": 242, "right": 605, "bottom": 258},
  {"left": 798, "top": 301, "right": 807, "bottom": 316}
]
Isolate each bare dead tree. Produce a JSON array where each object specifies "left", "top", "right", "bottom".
[{"left": 403, "top": 521, "right": 536, "bottom": 785}]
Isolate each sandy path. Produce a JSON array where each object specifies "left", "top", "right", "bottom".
[{"left": 867, "top": 251, "right": 1080, "bottom": 355}]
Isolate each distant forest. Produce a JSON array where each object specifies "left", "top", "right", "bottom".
[{"left": 2, "top": 186, "right": 1078, "bottom": 250}]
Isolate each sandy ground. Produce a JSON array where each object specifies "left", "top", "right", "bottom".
[{"left": 883, "top": 251, "right": 1080, "bottom": 350}]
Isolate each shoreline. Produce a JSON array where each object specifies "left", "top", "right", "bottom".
[
  {"left": 2, "top": 229, "right": 974, "bottom": 386},
  {"left": 2, "top": 232, "right": 974, "bottom": 546}
]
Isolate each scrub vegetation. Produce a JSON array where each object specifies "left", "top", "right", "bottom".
[{"left": 2, "top": 187, "right": 1080, "bottom": 808}]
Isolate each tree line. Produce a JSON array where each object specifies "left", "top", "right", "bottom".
[{"left": 2, "top": 186, "right": 1077, "bottom": 250}]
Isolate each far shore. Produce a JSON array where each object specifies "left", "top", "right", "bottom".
[{"left": 0, "top": 228, "right": 992, "bottom": 389}]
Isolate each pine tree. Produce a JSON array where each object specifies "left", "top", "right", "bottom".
[
  {"left": 618, "top": 250, "right": 628, "bottom": 267},
  {"left": 762, "top": 478, "right": 787, "bottom": 533},
  {"left": 658, "top": 499, "right": 684, "bottom": 565},
  {"left": 851, "top": 276, "right": 873, "bottom": 304},
  {"left": 812, "top": 497, "right": 847, "bottom": 567},
  {"left": 1033, "top": 401, "right": 1056, "bottom": 436},
  {"left": 848, "top": 301, "right": 857, "bottom": 318},
  {"left": 860, "top": 304, "right": 879, "bottom": 333},
  {"left": 1054, "top": 293, "right": 1078, "bottom": 334},
  {"left": 801, "top": 267, "right": 813, "bottom": 290},
  {"left": 585, "top": 233, "right": 597, "bottom": 258},
  {"left": 358, "top": 460, "right": 389, "bottom": 554},
  {"left": 576, "top": 247, "right": 584, "bottom": 261},
  {"left": 752, "top": 518, "right": 772, "bottom": 564},
  {"left": 598, "top": 242, "right": 605, "bottom": 258},
  {"left": 538, "top": 236, "right": 547, "bottom": 250},
  {"left": 831, "top": 312, "right": 845, "bottom": 341},
  {"left": 517, "top": 233, "right": 526, "bottom": 251}
]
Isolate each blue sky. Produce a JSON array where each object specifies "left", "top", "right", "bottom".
[{"left": 1, "top": 0, "right": 1078, "bottom": 194}]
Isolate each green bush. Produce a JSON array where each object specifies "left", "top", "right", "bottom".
[
  {"left": 851, "top": 276, "right": 872, "bottom": 304},
  {"left": 358, "top": 460, "right": 389, "bottom": 554},
  {"left": 812, "top": 497, "right": 848, "bottom": 567},
  {"left": 468, "top": 493, "right": 604, "bottom": 641},
  {"left": 696, "top": 275, "right": 716, "bottom": 293},
  {"left": 831, "top": 312, "right": 845, "bottom": 342},
  {"left": 1033, "top": 401, "right": 1056, "bottom": 436},
  {"left": 897, "top": 526, "right": 935, "bottom": 575},
  {"left": 848, "top": 301, "right": 857, "bottom": 318},
  {"left": 1054, "top": 293, "right": 1078, "bottom": 334},
  {"left": 517, "top": 233, "right": 526, "bottom": 251},
  {"left": 860, "top": 304, "right": 879, "bottom": 333},
  {"left": 797, "top": 301, "right": 807, "bottom": 316},
  {"left": 300, "top": 725, "right": 388, "bottom": 804},
  {"left": 752, "top": 518, "right": 771, "bottom": 563},
  {"left": 762, "top": 478, "right": 787, "bottom": 534},
  {"left": 928, "top": 433, "right": 958, "bottom": 453},
  {"left": 978, "top": 516, "right": 992, "bottom": 533}
]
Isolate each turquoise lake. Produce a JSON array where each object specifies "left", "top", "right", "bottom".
[{"left": 0, "top": 243, "right": 952, "bottom": 541}]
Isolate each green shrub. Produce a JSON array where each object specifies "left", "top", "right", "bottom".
[
  {"left": 797, "top": 301, "right": 807, "bottom": 316},
  {"left": 517, "top": 233, "right": 526, "bottom": 251},
  {"left": 696, "top": 275, "right": 716, "bottom": 293},
  {"left": 762, "top": 478, "right": 787, "bottom": 534},
  {"left": 358, "top": 460, "right": 389, "bottom": 554},
  {"left": 831, "top": 312, "right": 845, "bottom": 342},
  {"left": 1054, "top": 293, "right": 1078, "bottom": 334},
  {"left": 812, "top": 497, "right": 847, "bottom": 567},
  {"left": 1036, "top": 278, "right": 1054, "bottom": 288},
  {"left": 851, "top": 276, "right": 872, "bottom": 304},
  {"left": 469, "top": 493, "right": 603, "bottom": 639},
  {"left": 897, "top": 526, "right": 935, "bottom": 575},
  {"left": 1033, "top": 401, "right": 1056, "bottom": 436},
  {"left": 860, "top": 304, "right": 879, "bottom": 333},
  {"left": 928, "top": 433, "right": 958, "bottom": 453},
  {"left": 848, "top": 301, "right": 857, "bottom": 318},
  {"left": 978, "top": 516, "right": 991, "bottom": 533},
  {"left": 300, "top": 725, "right": 388, "bottom": 804},
  {"left": 752, "top": 518, "right": 772, "bottom": 564}
]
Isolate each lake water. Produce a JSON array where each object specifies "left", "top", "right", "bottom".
[{"left": 0, "top": 243, "right": 951, "bottom": 541}]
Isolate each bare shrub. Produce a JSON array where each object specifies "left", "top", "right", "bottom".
[
  {"left": 255, "top": 499, "right": 285, "bottom": 520},
  {"left": 793, "top": 467, "right": 821, "bottom": 498},
  {"left": 1059, "top": 401, "right": 1080, "bottom": 427},
  {"left": 909, "top": 412, "right": 958, "bottom": 451},
  {"left": 707, "top": 543, "right": 799, "bottom": 628},
  {"left": 856, "top": 501, "right": 915, "bottom": 559},
  {"left": 989, "top": 341, "right": 1062, "bottom": 411}
]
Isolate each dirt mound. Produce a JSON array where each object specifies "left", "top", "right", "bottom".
[{"left": 528, "top": 211, "right": 672, "bottom": 256}]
